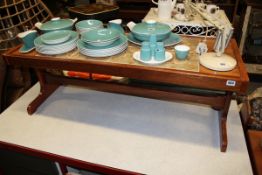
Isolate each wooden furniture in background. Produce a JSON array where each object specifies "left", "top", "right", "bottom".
[
  {"left": 0, "top": 0, "right": 54, "bottom": 113},
  {"left": 247, "top": 130, "right": 262, "bottom": 175},
  {"left": 0, "top": 0, "right": 53, "bottom": 50},
  {"left": 116, "top": 0, "right": 153, "bottom": 22}
]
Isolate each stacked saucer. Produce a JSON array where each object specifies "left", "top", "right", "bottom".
[
  {"left": 35, "top": 30, "right": 78, "bottom": 55},
  {"left": 77, "top": 34, "right": 128, "bottom": 57},
  {"left": 81, "top": 28, "right": 120, "bottom": 46}
]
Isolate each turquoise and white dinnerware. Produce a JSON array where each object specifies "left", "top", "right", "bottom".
[
  {"left": 34, "top": 30, "right": 78, "bottom": 55},
  {"left": 127, "top": 20, "right": 172, "bottom": 41},
  {"left": 35, "top": 17, "right": 77, "bottom": 33},
  {"left": 17, "top": 30, "right": 38, "bottom": 53},
  {"left": 41, "top": 30, "right": 71, "bottom": 44},
  {"left": 77, "top": 34, "right": 128, "bottom": 57},
  {"left": 174, "top": 44, "right": 190, "bottom": 60},
  {"left": 81, "top": 28, "right": 120, "bottom": 47},
  {"left": 127, "top": 33, "right": 181, "bottom": 47},
  {"left": 75, "top": 19, "right": 103, "bottom": 34}
]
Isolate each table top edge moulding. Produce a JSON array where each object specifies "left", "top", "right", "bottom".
[{"left": 3, "top": 37, "right": 249, "bottom": 94}]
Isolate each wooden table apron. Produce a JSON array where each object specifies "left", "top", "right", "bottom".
[{"left": 3, "top": 37, "right": 249, "bottom": 153}]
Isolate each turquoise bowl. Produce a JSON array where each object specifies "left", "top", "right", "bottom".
[
  {"left": 39, "top": 18, "right": 75, "bottom": 33},
  {"left": 81, "top": 28, "right": 119, "bottom": 43}
]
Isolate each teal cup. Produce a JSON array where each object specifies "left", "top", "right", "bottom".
[
  {"left": 155, "top": 42, "right": 165, "bottom": 61},
  {"left": 174, "top": 44, "right": 190, "bottom": 60},
  {"left": 140, "top": 42, "right": 151, "bottom": 61}
]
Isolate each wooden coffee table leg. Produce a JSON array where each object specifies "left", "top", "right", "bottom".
[
  {"left": 27, "top": 69, "right": 59, "bottom": 115},
  {"left": 219, "top": 92, "right": 233, "bottom": 152}
]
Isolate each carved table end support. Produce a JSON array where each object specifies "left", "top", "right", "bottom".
[
  {"left": 27, "top": 84, "right": 59, "bottom": 115},
  {"left": 219, "top": 92, "right": 233, "bottom": 152}
]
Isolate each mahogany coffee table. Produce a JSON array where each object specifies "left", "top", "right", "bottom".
[{"left": 3, "top": 36, "right": 249, "bottom": 152}]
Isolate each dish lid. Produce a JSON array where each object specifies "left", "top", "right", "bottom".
[
  {"left": 38, "top": 18, "right": 75, "bottom": 31},
  {"left": 132, "top": 20, "right": 171, "bottom": 36}
]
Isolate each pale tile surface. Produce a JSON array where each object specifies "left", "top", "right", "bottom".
[{"left": 0, "top": 84, "right": 252, "bottom": 175}]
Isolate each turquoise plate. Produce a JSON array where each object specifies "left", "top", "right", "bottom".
[
  {"left": 81, "top": 28, "right": 119, "bottom": 43},
  {"left": 34, "top": 31, "right": 78, "bottom": 47},
  {"left": 78, "top": 34, "right": 127, "bottom": 50},
  {"left": 127, "top": 33, "right": 181, "bottom": 47},
  {"left": 41, "top": 30, "right": 71, "bottom": 44}
]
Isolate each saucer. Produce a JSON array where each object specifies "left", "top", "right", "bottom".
[
  {"left": 133, "top": 51, "right": 173, "bottom": 65},
  {"left": 19, "top": 44, "right": 35, "bottom": 53},
  {"left": 128, "top": 33, "right": 181, "bottom": 47}
]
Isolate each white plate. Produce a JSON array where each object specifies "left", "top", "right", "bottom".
[
  {"left": 133, "top": 51, "right": 173, "bottom": 65},
  {"left": 36, "top": 42, "right": 77, "bottom": 55},
  {"left": 79, "top": 43, "right": 127, "bottom": 54},
  {"left": 79, "top": 44, "right": 127, "bottom": 57}
]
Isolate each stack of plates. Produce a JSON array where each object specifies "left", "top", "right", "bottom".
[
  {"left": 77, "top": 34, "right": 128, "bottom": 57},
  {"left": 81, "top": 28, "right": 120, "bottom": 47},
  {"left": 75, "top": 19, "right": 103, "bottom": 34},
  {"left": 35, "top": 30, "right": 78, "bottom": 55}
]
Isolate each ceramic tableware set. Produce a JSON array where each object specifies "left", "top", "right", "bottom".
[
  {"left": 127, "top": 20, "right": 181, "bottom": 47},
  {"left": 128, "top": 20, "right": 184, "bottom": 64},
  {"left": 77, "top": 28, "right": 128, "bottom": 57},
  {"left": 18, "top": 17, "right": 185, "bottom": 62},
  {"left": 133, "top": 34, "right": 173, "bottom": 65},
  {"left": 18, "top": 17, "right": 79, "bottom": 54},
  {"left": 34, "top": 17, "right": 79, "bottom": 55}
]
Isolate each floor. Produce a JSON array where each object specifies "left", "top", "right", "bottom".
[{"left": 0, "top": 83, "right": 253, "bottom": 175}]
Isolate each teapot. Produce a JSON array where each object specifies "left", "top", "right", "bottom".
[
  {"left": 35, "top": 17, "right": 77, "bottom": 33},
  {"left": 152, "top": 0, "right": 177, "bottom": 20}
]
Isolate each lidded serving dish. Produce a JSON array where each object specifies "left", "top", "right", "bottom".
[
  {"left": 127, "top": 20, "right": 173, "bottom": 41},
  {"left": 35, "top": 17, "right": 77, "bottom": 33}
]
